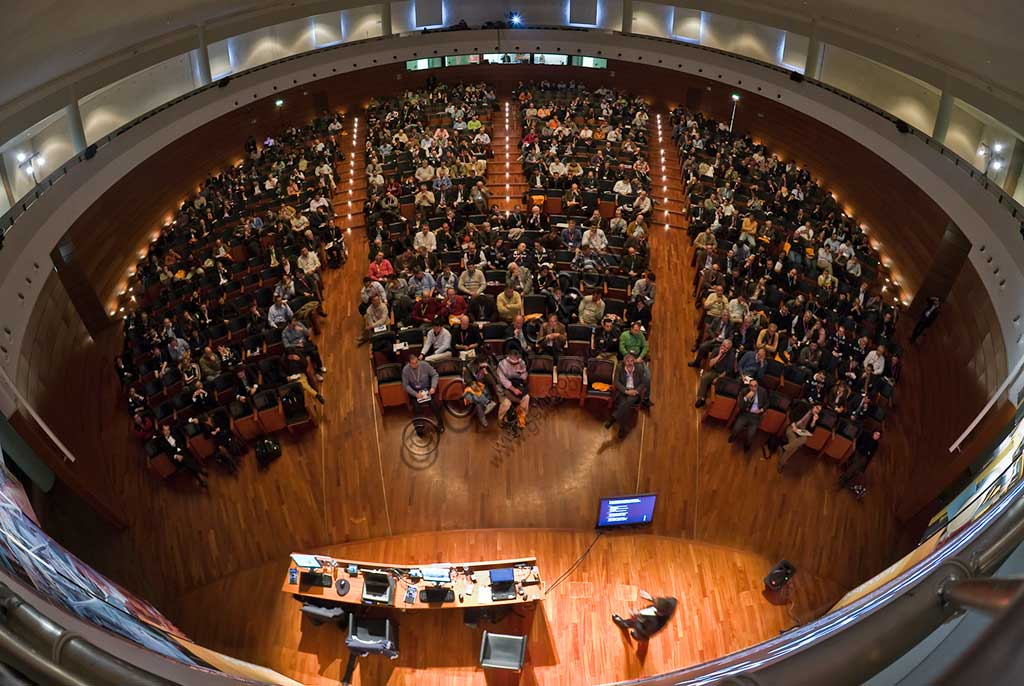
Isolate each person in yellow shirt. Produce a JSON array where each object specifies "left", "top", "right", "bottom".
[
  {"left": 739, "top": 214, "right": 759, "bottom": 247},
  {"left": 496, "top": 285, "right": 523, "bottom": 324}
]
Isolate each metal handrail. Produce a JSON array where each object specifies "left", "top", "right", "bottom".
[
  {"left": 0, "top": 582, "right": 178, "bottom": 686},
  {"left": 2, "top": 25, "right": 1022, "bottom": 239}
]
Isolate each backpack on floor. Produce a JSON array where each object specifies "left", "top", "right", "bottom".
[
  {"left": 255, "top": 438, "right": 282, "bottom": 468},
  {"left": 227, "top": 436, "right": 248, "bottom": 457}
]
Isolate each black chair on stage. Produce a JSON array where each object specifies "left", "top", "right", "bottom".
[{"left": 342, "top": 616, "right": 399, "bottom": 685}]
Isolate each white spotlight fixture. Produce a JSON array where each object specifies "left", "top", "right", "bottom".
[
  {"left": 17, "top": 151, "right": 44, "bottom": 183},
  {"left": 977, "top": 142, "right": 1006, "bottom": 177},
  {"left": 729, "top": 94, "right": 741, "bottom": 132},
  {"left": 274, "top": 99, "right": 284, "bottom": 107},
  {"left": 510, "top": 13, "right": 523, "bottom": 26}
]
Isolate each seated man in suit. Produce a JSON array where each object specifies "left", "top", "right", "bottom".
[
  {"left": 729, "top": 379, "right": 768, "bottom": 452},
  {"left": 604, "top": 353, "right": 651, "bottom": 439},
  {"left": 738, "top": 347, "right": 769, "bottom": 382},
  {"left": 156, "top": 423, "right": 208, "bottom": 489}
]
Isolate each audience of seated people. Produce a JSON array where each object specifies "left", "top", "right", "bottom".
[
  {"left": 114, "top": 111, "right": 349, "bottom": 488},
  {"left": 361, "top": 82, "right": 657, "bottom": 436},
  {"left": 674, "top": 107, "right": 898, "bottom": 495}
]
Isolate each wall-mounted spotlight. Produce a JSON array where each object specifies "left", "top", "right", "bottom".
[
  {"left": 977, "top": 142, "right": 1005, "bottom": 177},
  {"left": 274, "top": 99, "right": 285, "bottom": 107},
  {"left": 16, "top": 152, "right": 44, "bottom": 184},
  {"left": 509, "top": 12, "right": 523, "bottom": 26}
]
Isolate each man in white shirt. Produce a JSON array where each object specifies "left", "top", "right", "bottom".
[
  {"left": 582, "top": 226, "right": 608, "bottom": 252},
  {"left": 420, "top": 322, "right": 452, "bottom": 363},
  {"left": 613, "top": 178, "right": 633, "bottom": 198},
  {"left": 628, "top": 191, "right": 652, "bottom": 219},
  {"left": 309, "top": 194, "right": 330, "bottom": 213},
  {"left": 794, "top": 221, "right": 814, "bottom": 243},
  {"left": 609, "top": 208, "right": 628, "bottom": 235},
  {"left": 297, "top": 247, "right": 322, "bottom": 284},
  {"left": 413, "top": 225, "right": 437, "bottom": 253},
  {"left": 313, "top": 162, "right": 337, "bottom": 189},
  {"left": 863, "top": 345, "right": 887, "bottom": 377},
  {"left": 415, "top": 162, "right": 435, "bottom": 183}
]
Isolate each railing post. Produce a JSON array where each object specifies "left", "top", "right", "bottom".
[
  {"left": 0, "top": 159, "right": 15, "bottom": 208},
  {"left": 64, "top": 93, "right": 87, "bottom": 156},
  {"left": 933, "top": 78, "right": 954, "bottom": 143},
  {"left": 805, "top": 20, "right": 823, "bottom": 79},
  {"left": 622, "top": 0, "right": 633, "bottom": 34},
  {"left": 381, "top": 1, "right": 393, "bottom": 37},
  {"left": 194, "top": 24, "right": 213, "bottom": 86}
]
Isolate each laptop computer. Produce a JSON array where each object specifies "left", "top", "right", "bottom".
[{"left": 489, "top": 567, "right": 517, "bottom": 601}]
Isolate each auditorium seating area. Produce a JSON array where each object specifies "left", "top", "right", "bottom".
[
  {"left": 673, "top": 107, "right": 898, "bottom": 491},
  {"left": 109, "top": 77, "right": 911, "bottom": 496},
  {"left": 358, "top": 82, "right": 659, "bottom": 433},
  {"left": 113, "top": 113, "right": 349, "bottom": 487}
]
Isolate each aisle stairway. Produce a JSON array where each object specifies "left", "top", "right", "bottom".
[
  {"left": 488, "top": 98, "right": 524, "bottom": 212},
  {"left": 331, "top": 115, "right": 366, "bottom": 235},
  {"left": 649, "top": 110, "right": 690, "bottom": 231}
]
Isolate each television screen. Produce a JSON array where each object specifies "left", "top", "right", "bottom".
[
  {"left": 533, "top": 53, "right": 569, "bottom": 65},
  {"left": 596, "top": 494, "right": 657, "bottom": 527},
  {"left": 483, "top": 53, "right": 531, "bottom": 64}
]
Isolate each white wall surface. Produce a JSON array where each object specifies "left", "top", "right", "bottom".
[
  {"left": 0, "top": 109, "right": 74, "bottom": 202},
  {"left": 819, "top": 44, "right": 941, "bottom": 134},
  {"left": 343, "top": 4, "right": 386, "bottom": 41},
  {"left": 312, "top": 12, "right": 344, "bottom": 47},
  {"left": 671, "top": 7, "right": 700, "bottom": 42},
  {"left": 781, "top": 31, "right": 809, "bottom": 71},
  {"left": 226, "top": 19, "right": 316, "bottom": 73},
  {"left": 208, "top": 39, "right": 232, "bottom": 79},
  {"left": 391, "top": 1, "right": 415, "bottom": 34},
  {"left": 569, "top": 0, "right": 598, "bottom": 26},
  {"left": 80, "top": 54, "right": 196, "bottom": 143},
  {"left": 699, "top": 11, "right": 785, "bottom": 65},
  {"left": 631, "top": 1, "right": 673, "bottom": 38}
]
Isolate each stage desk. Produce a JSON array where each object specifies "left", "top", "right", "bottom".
[{"left": 281, "top": 553, "right": 544, "bottom": 610}]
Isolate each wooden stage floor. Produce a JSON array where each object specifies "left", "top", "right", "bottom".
[{"left": 174, "top": 528, "right": 838, "bottom": 686}]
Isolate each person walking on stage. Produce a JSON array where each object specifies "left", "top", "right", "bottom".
[
  {"left": 612, "top": 591, "right": 678, "bottom": 640},
  {"left": 910, "top": 296, "right": 941, "bottom": 343}
]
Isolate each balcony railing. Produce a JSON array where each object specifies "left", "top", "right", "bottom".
[{"left": 2, "top": 26, "right": 1023, "bottom": 242}]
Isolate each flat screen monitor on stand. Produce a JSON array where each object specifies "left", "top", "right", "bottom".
[
  {"left": 361, "top": 569, "right": 396, "bottom": 605},
  {"left": 596, "top": 494, "right": 657, "bottom": 528}
]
